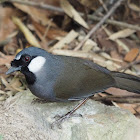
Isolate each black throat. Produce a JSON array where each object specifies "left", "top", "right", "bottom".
[
  {"left": 21, "top": 67, "right": 36, "bottom": 85},
  {"left": 11, "top": 55, "right": 37, "bottom": 85}
]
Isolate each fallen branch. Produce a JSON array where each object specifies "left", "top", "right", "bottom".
[{"left": 74, "top": 0, "right": 125, "bottom": 50}]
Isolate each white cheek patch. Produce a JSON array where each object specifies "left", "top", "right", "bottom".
[{"left": 28, "top": 56, "right": 46, "bottom": 73}]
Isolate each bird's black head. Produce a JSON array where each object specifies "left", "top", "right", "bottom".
[
  {"left": 6, "top": 47, "right": 48, "bottom": 84},
  {"left": 10, "top": 54, "right": 32, "bottom": 72}
]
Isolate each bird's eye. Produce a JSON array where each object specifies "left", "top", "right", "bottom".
[{"left": 24, "top": 56, "right": 30, "bottom": 62}]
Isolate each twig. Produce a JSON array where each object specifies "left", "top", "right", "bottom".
[
  {"left": 1, "top": 0, "right": 140, "bottom": 31},
  {"left": 98, "top": 0, "right": 108, "bottom": 12},
  {"left": 0, "top": 38, "right": 11, "bottom": 46},
  {"left": 0, "top": 31, "right": 18, "bottom": 46},
  {"left": 74, "top": 0, "right": 125, "bottom": 51},
  {"left": 88, "top": 15, "right": 140, "bottom": 31},
  {"left": 118, "top": 59, "right": 140, "bottom": 71},
  {"left": 51, "top": 49, "right": 123, "bottom": 69},
  {"left": 93, "top": 95, "right": 140, "bottom": 103},
  {"left": 0, "top": 0, "right": 64, "bottom": 13},
  {"left": 93, "top": 0, "right": 111, "bottom": 16}
]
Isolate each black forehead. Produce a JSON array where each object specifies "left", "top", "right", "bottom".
[
  {"left": 11, "top": 54, "right": 35, "bottom": 67},
  {"left": 11, "top": 59, "right": 23, "bottom": 67}
]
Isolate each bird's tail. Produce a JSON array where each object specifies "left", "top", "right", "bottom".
[{"left": 111, "top": 71, "right": 140, "bottom": 94}]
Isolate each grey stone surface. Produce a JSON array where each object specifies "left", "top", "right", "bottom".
[{"left": 1, "top": 90, "right": 140, "bottom": 140}]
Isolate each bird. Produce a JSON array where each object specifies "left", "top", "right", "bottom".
[{"left": 6, "top": 47, "right": 140, "bottom": 102}]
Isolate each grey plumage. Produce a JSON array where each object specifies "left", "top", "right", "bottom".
[{"left": 6, "top": 47, "right": 140, "bottom": 102}]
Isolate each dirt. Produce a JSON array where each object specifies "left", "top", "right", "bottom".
[{"left": 0, "top": 100, "right": 46, "bottom": 140}]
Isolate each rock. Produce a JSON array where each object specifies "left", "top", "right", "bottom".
[{"left": 1, "top": 90, "right": 140, "bottom": 140}]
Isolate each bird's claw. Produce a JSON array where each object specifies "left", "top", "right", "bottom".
[
  {"left": 51, "top": 114, "right": 70, "bottom": 129},
  {"left": 51, "top": 113, "right": 83, "bottom": 129}
]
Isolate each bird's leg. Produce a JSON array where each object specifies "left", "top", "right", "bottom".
[{"left": 51, "top": 97, "right": 89, "bottom": 128}]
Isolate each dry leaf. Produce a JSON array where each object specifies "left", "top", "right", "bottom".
[
  {"left": 51, "top": 49, "right": 117, "bottom": 69},
  {"left": 106, "top": 87, "right": 140, "bottom": 97},
  {"left": 1, "top": 76, "right": 13, "bottom": 91},
  {"left": 60, "top": 0, "right": 89, "bottom": 29},
  {"left": 82, "top": 39, "right": 97, "bottom": 52},
  {"left": 10, "top": 78, "right": 22, "bottom": 88},
  {"left": 104, "top": 27, "right": 130, "bottom": 52},
  {"left": 0, "top": 95, "right": 7, "bottom": 101},
  {"left": 116, "top": 103, "right": 138, "bottom": 114},
  {"left": 136, "top": 54, "right": 140, "bottom": 61},
  {"left": 0, "top": 55, "right": 14, "bottom": 66},
  {"left": 51, "top": 49, "right": 105, "bottom": 62},
  {"left": 99, "top": 52, "right": 122, "bottom": 63},
  {"left": 78, "top": 0, "right": 100, "bottom": 10},
  {"left": 127, "top": 0, "right": 140, "bottom": 12},
  {"left": 12, "top": 17, "right": 40, "bottom": 47},
  {"left": 81, "top": 37, "right": 122, "bottom": 63},
  {"left": 98, "top": 93, "right": 107, "bottom": 97},
  {"left": 124, "top": 48, "right": 139, "bottom": 62},
  {"left": 13, "top": 3, "right": 56, "bottom": 26},
  {"left": 0, "top": 7, "right": 17, "bottom": 42},
  {"left": 52, "top": 30, "right": 79, "bottom": 49},
  {"left": 32, "top": 21, "right": 67, "bottom": 40},
  {"left": 10, "top": 78, "right": 23, "bottom": 92},
  {"left": 96, "top": 28, "right": 118, "bottom": 51},
  {"left": 109, "top": 29, "right": 136, "bottom": 40},
  {"left": 110, "top": 50, "right": 123, "bottom": 62}
]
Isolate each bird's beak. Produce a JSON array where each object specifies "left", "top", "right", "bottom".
[{"left": 6, "top": 66, "right": 21, "bottom": 75}]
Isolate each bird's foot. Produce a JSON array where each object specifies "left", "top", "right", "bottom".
[
  {"left": 50, "top": 98, "right": 88, "bottom": 129},
  {"left": 51, "top": 112, "right": 82, "bottom": 129}
]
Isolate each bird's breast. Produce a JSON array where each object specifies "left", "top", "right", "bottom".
[{"left": 28, "top": 80, "right": 56, "bottom": 101}]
